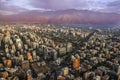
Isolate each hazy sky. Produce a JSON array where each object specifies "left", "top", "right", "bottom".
[{"left": 0, "top": 0, "right": 120, "bottom": 15}]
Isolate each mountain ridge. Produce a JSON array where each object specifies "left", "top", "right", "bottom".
[{"left": 0, "top": 9, "right": 120, "bottom": 24}]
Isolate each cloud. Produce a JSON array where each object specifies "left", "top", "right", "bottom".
[
  {"left": 107, "top": 0, "right": 120, "bottom": 11},
  {"left": 0, "top": 0, "right": 119, "bottom": 15},
  {"left": 0, "top": 10, "right": 18, "bottom": 15},
  {"left": 99, "top": 0, "right": 120, "bottom": 13},
  {"left": 107, "top": 0, "right": 120, "bottom": 7},
  {"left": 28, "top": 0, "right": 120, "bottom": 14},
  {"left": 0, "top": 0, "right": 29, "bottom": 15},
  {"left": 29, "top": 0, "right": 88, "bottom": 10},
  {"left": 29, "top": 0, "right": 116, "bottom": 11}
]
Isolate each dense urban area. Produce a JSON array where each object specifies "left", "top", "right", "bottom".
[{"left": 0, "top": 24, "right": 120, "bottom": 80}]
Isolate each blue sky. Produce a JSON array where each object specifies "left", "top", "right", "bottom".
[{"left": 0, "top": 0, "right": 120, "bottom": 15}]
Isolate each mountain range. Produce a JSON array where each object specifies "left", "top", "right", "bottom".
[{"left": 0, "top": 9, "right": 120, "bottom": 24}]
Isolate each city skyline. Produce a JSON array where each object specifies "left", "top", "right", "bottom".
[{"left": 0, "top": 0, "right": 120, "bottom": 80}]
